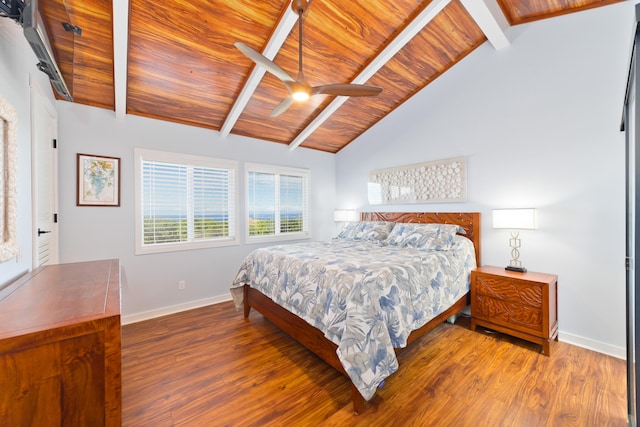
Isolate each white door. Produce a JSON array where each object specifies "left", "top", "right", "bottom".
[{"left": 30, "top": 77, "right": 59, "bottom": 267}]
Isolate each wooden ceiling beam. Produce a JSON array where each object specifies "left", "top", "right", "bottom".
[
  {"left": 460, "top": 0, "right": 510, "bottom": 50},
  {"left": 113, "top": 0, "right": 129, "bottom": 118},
  {"left": 288, "top": 0, "right": 453, "bottom": 151},
  {"left": 220, "top": 6, "right": 298, "bottom": 139},
  {"left": 113, "top": 0, "right": 129, "bottom": 119}
]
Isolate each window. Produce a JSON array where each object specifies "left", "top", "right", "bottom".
[
  {"left": 246, "top": 163, "right": 309, "bottom": 243},
  {"left": 135, "top": 149, "right": 238, "bottom": 254}
]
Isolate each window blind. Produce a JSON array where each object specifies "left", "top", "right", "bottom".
[
  {"left": 280, "top": 174, "right": 304, "bottom": 233},
  {"left": 247, "top": 171, "right": 276, "bottom": 236},
  {"left": 135, "top": 149, "right": 237, "bottom": 254},
  {"left": 246, "top": 164, "right": 309, "bottom": 241}
]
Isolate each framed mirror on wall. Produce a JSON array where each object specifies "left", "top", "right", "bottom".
[{"left": 0, "top": 96, "right": 18, "bottom": 263}]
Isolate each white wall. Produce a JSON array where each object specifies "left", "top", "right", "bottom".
[
  {"left": 56, "top": 104, "right": 336, "bottom": 321},
  {"left": 0, "top": 18, "right": 55, "bottom": 286},
  {"left": 335, "top": 3, "right": 633, "bottom": 357},
  {"left": 1, "top": 1, "right": 632, "bottom": 358}
]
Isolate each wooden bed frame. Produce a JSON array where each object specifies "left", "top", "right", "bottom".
[{"left": 242, "top": 212, "right": 481, "bottom": 414}]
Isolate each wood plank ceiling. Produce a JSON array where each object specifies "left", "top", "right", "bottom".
[{"left": 40, "top": 0, "right": 622, "bottom": 153}]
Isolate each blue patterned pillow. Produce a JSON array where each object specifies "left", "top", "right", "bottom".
[
  {"left": 385, "top": 223, "right": 464, "bottom": 250},
  {"left": 356, "top": 221, "right": 395, "bottom": 241},
  {"left": 337, "top": 221, "right": 360, "bottom": 239},
  {"left": 337, "top": 221, "right": 395, "bottom": 242}
]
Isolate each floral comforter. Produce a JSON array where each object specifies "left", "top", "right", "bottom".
[{"left": 230, "top": 236, "right": 476, "bottom": 400}]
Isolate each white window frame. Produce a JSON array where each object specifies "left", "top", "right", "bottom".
[
  {"left": 245, "top": 162, "right": 310, "bottom": 244},
  {"left": 134, "top": 148, "right": 239, "bottom": 255}
]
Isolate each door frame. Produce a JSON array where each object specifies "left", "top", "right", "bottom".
[{"left": 29, "top": 75, "right": 59, "bottom": 267}]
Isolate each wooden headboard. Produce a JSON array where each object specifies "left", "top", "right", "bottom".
[{"left": 361, "top": 212, "right": 481, "bottom": 266}]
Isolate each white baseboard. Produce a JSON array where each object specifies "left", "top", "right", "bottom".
[
  {"left": 559, "top": 331, "right": 626, "bottom": 360},
  {"left": 122, "top": 295, "right": 628, "bottom": 362},
  {"left": 121, "top": 293, "right": 233, "bottom": 325}
]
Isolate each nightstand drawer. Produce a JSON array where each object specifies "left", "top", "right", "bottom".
[
  {"left": 473, "top": 294, "right": 543, "bottom": 333},
  {"left": 474, "top": 275, "right": 543, "bottom": 309}
]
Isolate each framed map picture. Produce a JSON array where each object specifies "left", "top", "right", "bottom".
[{"left": 77, "top": 153, "right": 120, "bottom": 206}]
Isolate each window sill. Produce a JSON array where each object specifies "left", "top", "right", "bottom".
[{"left": 246, "top": 232, "right": 310, "bottom": 245}]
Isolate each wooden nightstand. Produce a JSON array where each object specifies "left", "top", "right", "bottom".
[{"left": 470, "top": 266, "right": 558, "bottom": 356}]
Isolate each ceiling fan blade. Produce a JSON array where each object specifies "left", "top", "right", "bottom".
[
  {"left": 270, "top": 97, "right": 294, "bottom": 118},
  {"left": 234, "top": 42, "right": 295, "bottom": 83},
  {"left": 237, "top": 1, "right": 383, "bottom": 120},
  {"left": 312, "top": 84, "right": 383, "bottom": 97}
]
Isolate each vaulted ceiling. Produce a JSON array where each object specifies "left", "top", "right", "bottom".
[{"left": 41, "top": 0, "right": 622, "bottom": 153}]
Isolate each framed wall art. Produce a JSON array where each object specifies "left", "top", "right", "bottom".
[
  {"left": 0, "top": 96, "right": 18, "bottom": 262},
  {"left": 368, "top": 156, "right": 466, "bottom": 204},
  {"left": 77, "top": 153, "right": 120, "bottom": 206}
]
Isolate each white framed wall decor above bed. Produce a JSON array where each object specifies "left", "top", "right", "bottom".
[{"left": 368, "top": 156, "right": 466, "bottom": 204}]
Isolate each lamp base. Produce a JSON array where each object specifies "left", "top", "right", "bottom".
[{"left": 505, "top": 266, "right": 527, "bottom": 273}]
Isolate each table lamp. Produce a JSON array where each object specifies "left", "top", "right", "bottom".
[{"left": 492, "top": 208, "right": 536, "bottom": 273}]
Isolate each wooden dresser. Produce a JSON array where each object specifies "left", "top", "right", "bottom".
[
  {"left": 471, "top": 266, "right": 558, "bottom": 356},
  {"left": 0, "top": 259, "right": 121, "bottom": 426}
]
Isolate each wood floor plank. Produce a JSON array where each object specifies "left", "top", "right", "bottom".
[{"left": 121, "top": 302, "right": 627, "bottom": 426}]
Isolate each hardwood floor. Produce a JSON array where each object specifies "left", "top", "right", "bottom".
[{"left": 121, "top": 301, "right": 627, "bottom": 426}]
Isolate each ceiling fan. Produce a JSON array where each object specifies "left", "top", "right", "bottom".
[{"left": 235, "top": 0, "right": 383, "bottom": 118}]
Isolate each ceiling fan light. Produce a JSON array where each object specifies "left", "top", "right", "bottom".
[{"left": 292, "top": 91, "right": 310, "bottom": 101}]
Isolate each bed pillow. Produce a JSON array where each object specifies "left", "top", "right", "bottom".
[
  {"left": 385, "top": 223, "right": 463, "bottom": 250},
  {"left": 337, "top": 221, "right": 360, "bottom": 239},
  {"left": 337, "top": 221, "right": 395, "bottom": 242},
  {"left": 356, "top": 221, "right": 395, "bottom": 241}
]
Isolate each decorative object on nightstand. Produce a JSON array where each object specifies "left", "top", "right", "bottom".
[
  {"left": 470, "top": 266, "right": 558, "bottom": 356},
  {"left": 492, "top": 208, "right": 536, "bottom": 273}
]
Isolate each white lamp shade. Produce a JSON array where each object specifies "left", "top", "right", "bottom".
[
  {"left": 334, "top": 210, "right": 359, "bottom": 222},
  {"left": 492, "top": 208, "right": 537, "bottom": 230}
]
